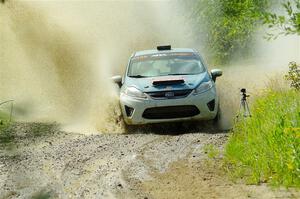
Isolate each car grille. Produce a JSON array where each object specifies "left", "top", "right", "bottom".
[
  {"left": 142, "top": 105, "right": 200, "bottom": 119},
  {"left": 146, "top": 89, "right": 192, "bottom": 100}
]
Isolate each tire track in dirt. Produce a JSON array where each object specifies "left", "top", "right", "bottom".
[{"left": 1, "top": 124, "right": 298, "bottom": 199}]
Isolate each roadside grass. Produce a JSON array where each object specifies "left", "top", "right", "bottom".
[
  {"left": 224, "top": 89, "right": 300, "bottom": 187},
  {"left": 0, "top": 110, "right": 11, "bottom": 124},
  {"left": 31, "top": 190, "right": 52, "bottom": 199},
  {"left": 0, "top": 111, "right": 14, "bottom": 145},
  {"left": 204, "top": 144, "right": 220, "bottom": 159},
  {"left": 1, "top": 108, "right": 58, "bottom": 149},
  {"left": 0, "top": 122, "right": 14, "bottom": 144}
]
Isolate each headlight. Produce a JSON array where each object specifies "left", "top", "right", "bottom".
[
  {"left": 123, "top": 86, "right": 147, "bottom": 99},
  {"left": 194, "top": 80, "right": 213, "bottom": 95}
]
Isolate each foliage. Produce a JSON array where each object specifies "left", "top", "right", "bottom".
[
  {"left": 31, "top": 190, "right": 52, "bottom": 199},
  {"left": 224, "top": 89, "right": 300, "bottom": 187},
  {"left": 0, "top": 110, "right": 10, "bottom": 123},
  {"left": 285, "top": 62, "right": 300, "bottom": 90},
  {"left": 183, "top": 0, "right": 269, "bottom": 64},
  {"left": 0, "top": 110, "right": 13, "bottom": 145},
  {"left": 0, "top": 121, "right": 14, "bottom": 145},
  {"left": 263, "top": 0, "right": 300, "bottom": 39},
  {"left": 204, "top": 144, "right": 220, "bottom": 159}
]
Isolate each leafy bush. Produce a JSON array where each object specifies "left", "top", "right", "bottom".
[
  {"left": 183, "top": 0, "right": 269, "bottom": 64},
  {"left": 285, "top": 62, "right": 300, "bottom": 90},
  {"left": 224, "top": 89, "right": 300, "bottom": 187},
  {"left": 263, "top": 0, "right": 300, "bottom": 39}
]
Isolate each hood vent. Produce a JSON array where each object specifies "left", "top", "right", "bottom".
[{"left": 152, "top": 78, "right": 185, "bottom": 86}]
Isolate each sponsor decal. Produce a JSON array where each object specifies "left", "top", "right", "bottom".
[{"left": 132, "top": 52, "right": 196, "bottom": 62}]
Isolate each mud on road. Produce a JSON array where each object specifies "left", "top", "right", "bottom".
[{"left": 0, "top": 123, "right": 298, "bottom": 199}]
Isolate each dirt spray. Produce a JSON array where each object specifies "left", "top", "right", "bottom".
[
  {"left": 0, "top": 0, "right": 193, "bottom": 133},
  {"left": 0, "top": 1, "right": 299, "bottom": 133}
]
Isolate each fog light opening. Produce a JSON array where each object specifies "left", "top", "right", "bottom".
[
  {"left": 207, "top": 99, "right": 215, "bottom": 111},
  {"left": 125, "top": 105, "right": 134, "bottom": 117}
]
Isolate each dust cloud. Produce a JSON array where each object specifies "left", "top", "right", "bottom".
[
  {"left": 0, "top": 0, "right": 191, "bottom": 133},
  {"left": 0, "top": 1, "right": 299, "bottom": 133},
  {"left": 215, "top": 33, "right": 300, "bottom": 130}
]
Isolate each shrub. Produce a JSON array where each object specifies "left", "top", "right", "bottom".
[{"left": 285, "top": 62, "right": 300, "bottom": 90}]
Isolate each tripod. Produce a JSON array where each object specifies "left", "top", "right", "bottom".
[{"left": 236, "top": 89, "right": 251, "bottom": 119}]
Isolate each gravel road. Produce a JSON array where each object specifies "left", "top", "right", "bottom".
[{"left": 0, "top": 123, "right": 299, "bottom": 199}]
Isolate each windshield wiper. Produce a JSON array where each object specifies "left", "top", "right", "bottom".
[{"left": 128, "top": 75, "right": 147, "bottom": 78}]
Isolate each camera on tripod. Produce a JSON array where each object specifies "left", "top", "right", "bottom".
[
  {"left": 240, "top": 88, "right": 250, "bottom": 100},
  {"left": 236, "top": 88, "right": 251, "bottom": 119}
]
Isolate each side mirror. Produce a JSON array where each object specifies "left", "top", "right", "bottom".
[
  {"left": 211, "top": 69, "right": 222, "bottom": 82},
  {"left": 111, "top": 75, "right": 122, "bottom": 87}
]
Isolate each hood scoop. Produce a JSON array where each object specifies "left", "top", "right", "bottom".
[{"left": 152, "top": 77, "right": 185, "bottom": 86}]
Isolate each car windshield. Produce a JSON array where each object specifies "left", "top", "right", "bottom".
[{"left": 128, "top": 52, "right": 205, "bottom": 78}]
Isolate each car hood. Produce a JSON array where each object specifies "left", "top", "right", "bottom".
[{"left": 125, "top": 72, "right": 211, "bottom": 92}]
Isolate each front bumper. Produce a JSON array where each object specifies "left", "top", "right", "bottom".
[{"left": 120, "top": 87, "right": 218, "bottom": 125}]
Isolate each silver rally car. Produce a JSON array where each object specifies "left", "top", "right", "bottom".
[{"left": 112, "top": 45, "right": 222, "bottom": 125}]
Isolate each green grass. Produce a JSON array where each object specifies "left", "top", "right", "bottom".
[
  {"left": 31, "top": 190, "right": 52, "bottom": 199},
  {"left": 0, "top": 110, "right": 14, "bottom": 145},
  {"left": 204, "top": 144, "right": 220, "bottom": 159},
  {"left": 0, "top": 110, "right": 11, "bottom": 124},
  {"left": 0, "top": 123, "right": 14, "bottom": 145},
  {"left": 224, "top": 89, "right": 300, "bottom": 187}
]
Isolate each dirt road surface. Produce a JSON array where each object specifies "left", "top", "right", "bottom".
[{"left": 0, "top": 123, "right": 299, "bottom": 199}]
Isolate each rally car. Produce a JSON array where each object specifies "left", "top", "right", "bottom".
[{"left": 112, "top": 45, "right": 222, "bottom": 125}]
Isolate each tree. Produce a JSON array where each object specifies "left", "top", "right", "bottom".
[
  {"left": 285, "top": 62, "right": 300, "bottom": 90},
  {"left": 263, "top": 1, "right": 300, "bottom": 90},
  {"left": 183, "top": 0, "right": 269, "bottom": 64},
  {"left": 263, "top": 0, "right": 300, "bottom": 39}
]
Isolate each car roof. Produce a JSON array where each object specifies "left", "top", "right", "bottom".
[{"left": 133, "top": 48, "right": 196, "bottom": 57}]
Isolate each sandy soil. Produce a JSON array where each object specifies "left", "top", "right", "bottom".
[{"left": 0, "top": 123, "right": 299, "bottom": 199}]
